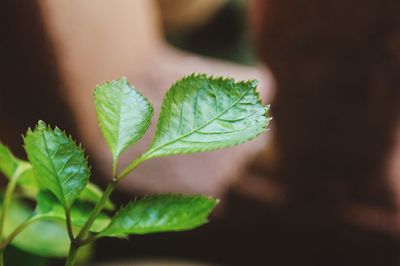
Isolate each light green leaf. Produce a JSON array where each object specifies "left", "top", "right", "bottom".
[
  {"left": 99, "top": 194, "right": 219, "bottom": 237},
  {"left": 23, "top": 121, "right": 90, "bottom": 208},
  {"left": 94, "top": 77, "right": 153, "bottom": 166},
  {"left": 3, "top": 199, "right": 70, "bottom": 257},
  {"left": 16, "top": 167, "right": 37, "bottom": 192},
  {"left": 35, "top": 191, "right": 110, "bottom": 233},
  {"left": 0, "top": 142, "right": 19, "bottom": 178},
  {"left": 0, "top": 142, "right": 39, "bottom": 198},
  {"left": 143, "top": 74, "right": 270, "bottom": 159}
]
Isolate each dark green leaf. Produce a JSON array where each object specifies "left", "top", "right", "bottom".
[{"left": 99, "top": 194, "right": 218, "bottom": 237}]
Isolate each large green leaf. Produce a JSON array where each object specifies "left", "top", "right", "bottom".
[
  {"left": 35, "top": 191, "right": 110, "bottom": 233},
  {"left": 99, "top": 194, "right": 218, "bottom": 237},
  {"left": 142, "top": 74, "right": 270, "bottom": 159},
  {"left": 94, "top": 77, "right": 153, "bottom": 164},
  {"left": 23, "top": 121, "right": 90, "bottom": 208},
  {"left": 3, "top": 199, "right": 70, "bottom": 257}
]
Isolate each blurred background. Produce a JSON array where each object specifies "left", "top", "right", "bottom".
[{"left": 0, "top": 0, "right": 399, "bottom": 265}]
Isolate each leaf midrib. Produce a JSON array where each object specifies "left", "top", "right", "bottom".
[
  {"left": 112, "top": 88, "right": 124, "bottom": 160},
  {"left": 41, "top": 130, "right": 67, "bottom": 207},
  {"left": 145, "top": 84, "right": 253, "bottom": 157}
]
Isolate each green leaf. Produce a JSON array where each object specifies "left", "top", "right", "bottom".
[
  {"left": 16, "top": 167, "right": 38, "bottom": 192},
  {"left": 0, "top": 142, "right": 19, "bottom": 178},
  {"left": 1, "top": 143, "right": 114, "bottom": 209},
  {"left": 0, "top": 142, "right": 38, "bottom": 197},
  {"left": 99, "top": 194, "right": 219, "bottom": 237},
  {"left": 35, "top": 191, "right": 110, "bottom": 233},
  {"left": 94, "top": 77, "right": 153, "bottom": 165},
  {"left": 143, "top": 74, "right": 270, "bottom": 159},
  {"left": 3, "top": 199, "right": 70, "bottom": 257},
  {"left": 23, "top": 121, "right": 90, "bottom": 209}
]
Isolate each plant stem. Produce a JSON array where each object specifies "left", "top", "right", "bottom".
[
  {"left": 65, "top": 243, "right": 78, "bottom": 266},
  {"left": 112, "top": 160, "right": 117, "bottom": 179},
  {"left": 65, "top": 208, "right": 75, "bottom": 241},
  {"left": 0, "top": 216, "right": 40, "bottom": 249},
  {"left": 65, "top": 183, "right": 114, "bottom": 266},
  {"left": 64, "top": 156, "right": 145, "bottom": 265},
  {"left": 117, "top": 156, "right": 145, "bottom": 180},
  {"left": 76, "top": 156, "right": 144, "bottom": 242},
  {"left": 0, "top": 166, "right": 30, "bottom": 266},
  {"left": 75, "top": 179, "right": 118, "bottom": 242},
  {"left": 65, "top": 179, "right": 119, "bottom": 266},
  {"left": 0, "top": 168, "right": 21, "bottom": 240},
  {"left": 0, "top": 165, "right": 38, "bottom": 266},
  {"left": 79, "top": 234, "right": 98, "bottom": 246}
]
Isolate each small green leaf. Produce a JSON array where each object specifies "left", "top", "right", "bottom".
[
  {"left": 143, "top": 74, "right": 270, "bottom": 159},
  {"left": 0, "top": 142, "right": 19, "bottom": 178},
  {"left": 94, "top": 77, "right": 153, "bottom": 165},
  {"left": 23, "top": 121, "right": 90, "bottom": 208},
  {"left": 99, "top": 194, "right": 218, "bottom": 237},
  {"left": 35, "top": 191, "right": 110, "bottom": 233}
]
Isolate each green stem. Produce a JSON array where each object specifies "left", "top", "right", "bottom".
[
  {"left": 75, "top": 179, "right": 118, "bottom": 242},
  {"left": 65, "top": 243, "right": 78, "bottom": 266},
  {"left": 66, "top": 155, "right": 145, "bottom": 266},
  {"left": 112, "top": 160, "right": 117, "bottom": 179},
  {"left": 79, "top": 234, "right": 98, "bottom": 246},
  {"left": 66, "top": 179, "right": 120, "bottom": 266},
  {"left": 0, "top": 167, "right": 22, "bottom": 240},
  {"left": 117, "top": 156, "right": 145, "bottom": 180},
  {"left": 65, "top": 208, "right": 75, "bottom": 241},
  {"left": 0, "top": 216, "right": 40, "bottom": 249},
  {"left": 76, "top": 156, "right": 144, "bottom": 242}
]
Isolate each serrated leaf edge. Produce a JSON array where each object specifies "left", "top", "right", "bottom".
[
  {"left": 23, "top": 120, "right": 91, "bottom": 208},
  {"left": 143, "top": 73, "right": 270, "bottom": 159},
  {"left": 93, "top": 77, "right": 154, "bottom": 161}
]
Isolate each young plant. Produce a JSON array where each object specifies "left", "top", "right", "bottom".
[{"left": 0, "top": 74, "right": 270, "bottom": 266}]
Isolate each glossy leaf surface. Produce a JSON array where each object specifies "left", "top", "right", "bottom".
[{"left": 99, "top": 194, "right": 218, "bottom": 237}]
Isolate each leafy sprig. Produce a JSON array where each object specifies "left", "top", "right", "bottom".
[{"left": 0, "top": 73, "right": 270, "bottom": 266}]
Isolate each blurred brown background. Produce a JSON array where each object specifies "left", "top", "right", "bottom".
[{"left": 0, "top": 0, "right": 399, "bottom": 265}]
